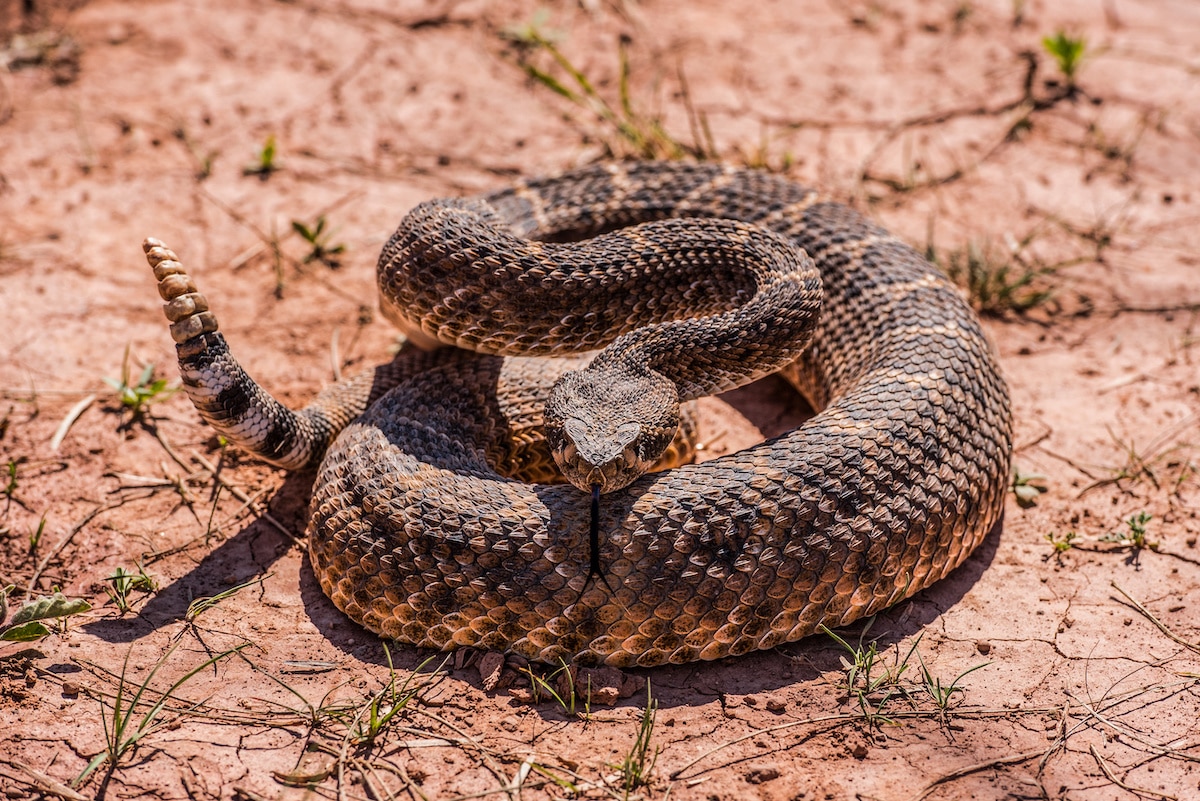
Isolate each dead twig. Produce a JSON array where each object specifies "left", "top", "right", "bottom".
[
  {"left": 669, "top": 706, "right": 1058, "bottom": 780},
  {"left": 148, "top": 425, "right": 298, "bottom": 542},
  {"left": 1111, "top": 582, "right": 1200, "bottom": 656},
  {"left": 26, "top": 500, "right": 124, "bottom": 594},
  {"left": 904, "top": 749, "right": 1046, "bottom": 801},
  {"left": 0, "top": 759, "right": 89, "bottom": 801},
  {"left": 1089, "top": 744, "right": 1178, "bottom": 801},
  {"left": 49, "top": 393, "right": 95, "bottom": 451}
]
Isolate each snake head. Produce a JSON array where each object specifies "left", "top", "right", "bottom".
[{"left": 545, "top": 365, "right": 680, "bottom": 494}]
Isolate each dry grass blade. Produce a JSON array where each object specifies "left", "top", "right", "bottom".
[
  {"left": 26, "top": 500, "right": 125, "bottom": 594},
  {"left": 1089, "top": 744, "right": 1177, "bottom": 801},
  {"left": 1, "top": 758, "right": 90, "bottom": 801},
  {"left": 1111, "top": 583, "right": 1200, "bottom": 656},
  {"left": 903, "top": 749, "right": 1045, "bottom": 801},
  {"left": 669, "top": 705, "right": 1059, "bottom": 780},
  {"left": 49, "top": 393, "right": 95, "bottom": 451}
]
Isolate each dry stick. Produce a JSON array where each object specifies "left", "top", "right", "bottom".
[
  {"left": 49, "top": 393, "right": 96, "bottom": 451},
  {"left": 1033, "top": 446, "right": 1104, "bottom": 482},
  {"left": 1069, "top": 688, "right": 1200, "bottom": 766},
  {"left": 1038, "top": 701, "right": 1074, "bottom": 773},
  {"left": 356, "top": 758, "right": 422, "bottom": 801},
  {"left": 331, "top": 327, "right": 343, "bottom": 382},
  {"left": 25, "top": 501, "right": 123, "bottom": 594},
  {"left": 1089, "top": 744, "right": 1178, "bottom": 801},
  {"left": 1112, "top": 582, "right": 1200, "bottom": 656},
  {"left": 150, "top": 425, "right": 298, "bottom": 542},
  {"left": 0, "top": 71, "right": 12, "bottom": 126},
  {"left": 408, "top": 708, "right": 515, "bottom": 798},
  {"left": 0, "top": 388, "right": 98, "bottom": 399},
  {"left": 192, "top": 451, "right": 299, "bottom": 543},
  {"left": 0, "top": 759, "right": 89, "bottom": 801},
  {"left": 668, "top": 706, "right": 1057, "bottom": 780},
  {"left": 903, "top": 749, "right": 1046, "bottom": 801}
]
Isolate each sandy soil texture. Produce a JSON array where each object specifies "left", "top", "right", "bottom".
[{"left": 1, "top": 0, "right": 1199, "bottom": 799}]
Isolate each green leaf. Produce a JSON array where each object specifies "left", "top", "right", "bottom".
[
  {"left": 10, "top": 593, "right": 92, "bottom": 626},
  {"left": 1014, "top": 484, "right": 1042, "bottom": 506},
  {"left": 1, "top": 620, "right": 51, "bottom": 641}
]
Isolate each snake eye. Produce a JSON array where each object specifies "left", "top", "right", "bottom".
[
  {"left": 614, "top": 421, "right": 640, "bottom": 448},
  {"left": 565, "top": 418, "right": 588, "bottom": 445}
]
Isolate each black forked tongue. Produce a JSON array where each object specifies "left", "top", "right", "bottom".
[
  {"left": 589, "top": 484, "right": 601, "bottom": 578},
  {"left": 585, "top": 483, "right": 616, "bottom": 595}
]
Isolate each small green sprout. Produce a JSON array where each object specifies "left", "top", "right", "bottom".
[
  {"left": 104, "top": 346, "right": 177, "bottom": 421},
  {"left": 1041, "top": 31, "right": 1086, "bottom": 86},
  {"left": 104, "top": 564, "right": 158, "bottom": 615},
  {"left": 917, "top": 653, "right": 990, "bottom": 723},
  {"left": 618, "top": 682, "right": 659, "bottom": 793},
  {"left": 74, "top": 643, "right": 246, "bottom": 788},
  {"left": 1045, "top": 530, "right": 1077, "bottom": 556},
  {"left": 3, "top": 457, "right": 21, "bottom": 498},
  {"left": 348, "top": 646, "right": 427, "bottom": 746},
  {"left": 29, "top": 513, "right": 47, "bottom": 554},
  {"left": 243, "top": 134, "right": 279, "bottom": 178},
  {"left": 291, "top": 216, "right": 346, "bottom": 268},
  {"left": 821, "top": 619, "right": 916, "bottom": 728},
  {"left": 1100, "top": 512, "right": 1158, "bottom": 554},
  {"left": 929, "top": 240, "right": 1055, "bottom": 316}
]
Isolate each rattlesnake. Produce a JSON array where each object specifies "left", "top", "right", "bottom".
[{"left": 144, "top": 161, "right": 1012, "bottom": 668}]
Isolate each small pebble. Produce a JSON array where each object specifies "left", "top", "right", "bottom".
[{"left": 745, "top": 765, "right": 781, "bottom": 784}]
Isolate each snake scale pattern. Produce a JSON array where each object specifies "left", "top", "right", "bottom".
[{"left": 144, "top": 161, "right": 1012, "bottom": 668}]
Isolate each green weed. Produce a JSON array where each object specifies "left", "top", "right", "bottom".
[
  {"left": 73, "top": 643, "right": 246, "bottom": 793},
  {"left": 103, "top": 564, "right": 158, "bottom": 615},
  {"left": 617, "top": 682, "right": 659, "bottom": 795},
  {"left": 928, "top": 238, "right": 1055, "bottom": 316},
  {"left": 525, "top": 661, "right": 574, "bottom": 713},
  {"left": 502, "top": 15, "right": 710, "bottom": 161},
  {"left": 243, "top": 134, "right": 279, "bottom": 178},
  {"left": 917, "top": 653, "right": 989, "bottom": 716},
  {"left": 184, "top": 574, "right": 267, "bottom": 625},
  {"left": 1044, "top": 530, "right": 1078, "bottom": 558},
  {"left": 28, "top": 513, "right": 47, "bottom": 554},
  {"left": 104, "top": 345, "right": 177, "bottom": 421},
  {"left": 290, "top": 216, "right": 346, "bottom": 268},
  {"left": 347, "top": 646, "right": 426, "bottom": 746},
  {"left": 3, "top": 456, "right": 21, "bottom": 499},
  {"left": 1, "top": 588, "right": 92, "bottom": 643},
  {"left": 1012, "top": 467, "right": 1048, "bottom": 508},
  {"left": 1041, "top": 31, "right": 1086, "bottom": 86},
  {"left": 821, "top": 619, "right": 916, "bottom": 728},
  {"left": 1101, "top": 511, "right": 1158, "bottom": 551}
]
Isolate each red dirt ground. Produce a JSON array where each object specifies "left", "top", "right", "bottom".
[{"left": 1, "top": 1, "right": 1198, "bottom": 799}]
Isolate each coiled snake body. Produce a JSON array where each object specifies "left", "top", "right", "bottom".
[{"left": 144, "top": 162, "right": 1012, "bottom": 668}]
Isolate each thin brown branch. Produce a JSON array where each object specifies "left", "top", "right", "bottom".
[
  {"left": 1111, "top": 582, "right": 1200, "bottom": 656},
  {"left": 1089, "top": 744, "right": 1178, "bottom": 801},
  {"left": 26, "top": 500, "right": 124, "bottom": 594},
  {"left": 0, "top": 759, "right": 89, "bottom": 801},
  {"left": 904, "top": 749, "right": 1045, "bottom": 801}
]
